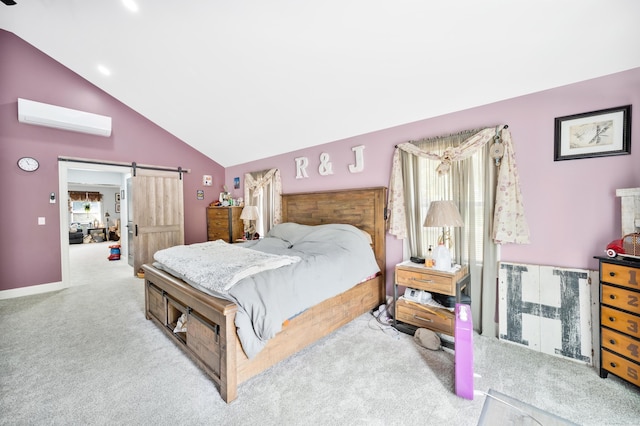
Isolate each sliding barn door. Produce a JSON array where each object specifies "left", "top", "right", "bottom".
[{"left": 132, "top": 169, "right": 184, "bottom": 275}]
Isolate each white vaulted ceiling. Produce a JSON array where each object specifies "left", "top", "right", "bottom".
[{"left": 2, "top": 1, "right": 640, "bottom": 167}]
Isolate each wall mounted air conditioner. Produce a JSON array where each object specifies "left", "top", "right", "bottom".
[{"left": 18, "top": 98, "right": 112, "bottom": 137}]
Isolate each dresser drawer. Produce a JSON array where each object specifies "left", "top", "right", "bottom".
[
  {"left": 601, "top": 262, "right": 640, "bottom": 290},
  {"left": 395, "top": 268, "right": 454, "bottom": 295},
  {"left": 209, "top": 217, "right": 229, "bottom": 230},
  {"left": 601, "top": 306, "right": 640, "bottom": 339},
  {"left": 395, "top": 298, "right": 454, "bottom": 335},
  {"left": 602, "top": 284, "right": 640, "bottom": 314},
  {"left": 601, "top": 349, "right": 640, "bottom": 387},
  {"left": 601, "top": 327, "right": 640, "bottom": 363}
]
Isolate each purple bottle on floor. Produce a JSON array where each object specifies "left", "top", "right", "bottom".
[{"left": 455, "top": 303, "right": 474, "bottom": 400}]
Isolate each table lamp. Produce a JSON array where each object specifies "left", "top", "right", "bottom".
[
  {"left": 240, "top": 206, "right": 259, "bottom": 240},
  {"left": 423, "top": 200, "right": 464, "bottom": 271}
]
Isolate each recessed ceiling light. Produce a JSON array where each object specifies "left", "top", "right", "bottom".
[
  {"left": 97, "top": 64, "right": 111, "bottom": 76},
  {"left": 122, "top": 0, "right": 138, "bottom": 12}
]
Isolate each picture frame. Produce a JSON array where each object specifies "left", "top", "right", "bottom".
[{"left": 554, "top": 105, "right": 631, "bottom": 161}]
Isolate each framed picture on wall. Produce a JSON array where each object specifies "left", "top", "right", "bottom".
[{"left": 554, "top": 105, "right": 631, "bottom": 161}]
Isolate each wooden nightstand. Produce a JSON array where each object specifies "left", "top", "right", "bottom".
[{"left": 393, "top": 261, "right": 469, "bottom": 337}]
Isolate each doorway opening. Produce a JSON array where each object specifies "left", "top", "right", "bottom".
[{"left": 58, "top": 161, "right": 131, "bottom": 287}]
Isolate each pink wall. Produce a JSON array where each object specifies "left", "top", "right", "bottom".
[
  {"left": 0, "top": 30, "right": 224, "bottom": 291},
  {"left": 226, "top": 67, "right": 640, "bottom": 294},
  {"left": 2, "top": 27, "right": 638, "bottom": 294}
]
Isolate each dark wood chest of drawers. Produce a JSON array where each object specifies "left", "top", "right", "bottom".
[
  {"left": 597, "top": 256, "right": 640, "bottom": 388},
  {"left": 206, "top": 206, "right": 243, "bottom": 243}
]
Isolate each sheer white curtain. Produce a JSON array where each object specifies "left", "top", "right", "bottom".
[
  {"left": 243, "top": 169, "right": 282, "bottom": 236},
  {"left": 388, "top": 125, "right": 529, "bottom": 336}
]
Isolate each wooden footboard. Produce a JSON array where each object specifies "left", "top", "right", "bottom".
[
  {"left": 142, "top": 186, "right": 387, "bottom": 403},
  {"left": 143, "top": 264, "right": 239, "bottom": 402},
  {"left": 143, "top": 264, "right": 383, "bottom": 403}
]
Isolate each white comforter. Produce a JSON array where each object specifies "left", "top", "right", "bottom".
[{"left": 154, "top": 240, "right": 300, "bottom": 294}]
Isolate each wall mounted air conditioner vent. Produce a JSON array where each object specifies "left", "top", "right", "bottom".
[{"left": 18, "top": 98, "right": 112, "bottom": 137}]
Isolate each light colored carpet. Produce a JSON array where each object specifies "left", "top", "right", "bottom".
[{"left": 1, "top": 242, "right": 638, "bottom": 425}]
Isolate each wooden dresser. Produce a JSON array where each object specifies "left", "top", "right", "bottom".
[
  {"left": 597, "top": 256, "right": 640, "bottom": 388},
  {"left": 206, "top": 206, "right": 244, "bottom": 243}
]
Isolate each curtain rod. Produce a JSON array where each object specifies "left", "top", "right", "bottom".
[
  {"left": 394, "top": 124, "right": 509, "bottom": 148},
  {"left": 58, "top": 156, "right": 190, "bottom": 177}
]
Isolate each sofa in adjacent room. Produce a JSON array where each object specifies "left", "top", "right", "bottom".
[{"left": 69, "top": 225, "right": 84, "bottom": 244}]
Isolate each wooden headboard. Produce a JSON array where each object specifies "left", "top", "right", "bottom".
[{"left": 281, "top": 187, "right": 387, "bottom": 278}]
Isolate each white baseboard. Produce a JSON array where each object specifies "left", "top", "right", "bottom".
[{"left": 0, "top": 281, "right": 69, "bottom": 300}]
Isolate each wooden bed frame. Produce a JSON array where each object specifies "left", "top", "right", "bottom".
[{"left": 143, "top": 187, "right": 387, "bottom": 403}]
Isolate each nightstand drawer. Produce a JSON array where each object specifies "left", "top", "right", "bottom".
[
  {"left": 395, "top": 268, "right": 454, "bottom": 295},
  {"left": 601, "top": 306, "right": 640, "bottom": 339},
  {"left": 395, "top": 298, "right": 454, "bottom": 335},
  {"left": 602, "top": 284, "right": 640, "bottom": 314},
  {"left": 601, "top": 263, "right": 640, "bottom": 290}
]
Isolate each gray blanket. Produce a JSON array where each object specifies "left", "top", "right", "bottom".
[{"left": 154, "top": 223, "right": 380, "bottom": 358}]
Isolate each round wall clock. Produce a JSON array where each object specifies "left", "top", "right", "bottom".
[{"left": 17, "top": 157, "right": 39, "bottom": 172}]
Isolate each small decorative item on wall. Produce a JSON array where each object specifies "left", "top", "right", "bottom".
[
  {"left": 116, "top": 193, "right": 121, "bottom": 202},
  {"left": 554, "top": 105, "right": 631, "bottom": 161},
  {"left": 196, "top": 189, "right": 204, "bottom": 200},
  {"left": 234, "top": 177, "right": 240, "bottom": 189},
  {"left": 115, "top": 202, "right": 120, "bottom": 213},
  {"left": 203, "top": 175, "right": 212, "bottom": 186}
]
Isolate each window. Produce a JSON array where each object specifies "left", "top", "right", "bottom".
[
  {"left": 244, "top": 169, "right": 282, "bottom": 236},
  {"left": 70, "top": 201, "right": 102, "bottom": 226}
]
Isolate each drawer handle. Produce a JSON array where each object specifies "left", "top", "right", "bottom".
[
  {"left": 609, "top": 339, "right": 616, "bottom": 345},
  {"left": 609, "top": 295, "right": 617, "bottom": 300},
  {"left": 609, "top": 272, "right": 616, "bottom": 277},
  {"left": 412, "top": 278, "right": 435, "bottom": 284},
  {"left": 413, "top": 314, "right": 433, "bottom": 323},
  {"left": 610, "top": 362, "right": 617, "bottom": 368},
  {"left": 609, "top": 317, "right": 616, "bottom": 322}
]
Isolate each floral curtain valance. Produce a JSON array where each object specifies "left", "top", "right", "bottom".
[
  {"left": 388, "top": 126, "right": 530, "bottom": 245},
  {"left": 68, "top": 191, "right": 103, "bottom": 202}
]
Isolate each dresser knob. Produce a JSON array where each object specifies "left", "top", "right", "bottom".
[
  {"left": 610, "top": 362, "right": 617, "bottom": 368},
  {"left": 609, "top": 272, "right": 616, "bottom": 277},
  {"left": 609, "top": 317, "right": 616, "bottom": 322},
  {"left": 609, "top": 294, "right": 617, "bottom": 300},
  {"left": 609, "top": 339, "right": 616, "bottom": 345}
]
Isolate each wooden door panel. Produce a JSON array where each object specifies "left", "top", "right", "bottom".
[{"left": 133, "top": 169, "right": 184, "bottom": 275}]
